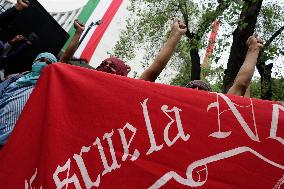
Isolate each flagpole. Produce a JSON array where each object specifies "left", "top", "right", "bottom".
[{"left": 78, "top": 20, "right": 102, "bottom": 47}]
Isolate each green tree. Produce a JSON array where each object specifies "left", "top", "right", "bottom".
[
  {"left": 113, "top": 0, "right": 232, "bottom": 82},
  {"left": 272, "top": 78, "right": 284, "bottom": 101},
  {"left": 223, "top": 0, "right": 284, "bottom": 100},
  {"left": 256, "top": 3, "right": 284, "bottom": 100},
  {"left": 113, "top": 0, "right": 283, "bottom": 99},
  {"left": 249, "top": 78, "right": 284, "bottom": 101},
  {"left": 223, "top": 0, "right": 264, "bottom": 92}
]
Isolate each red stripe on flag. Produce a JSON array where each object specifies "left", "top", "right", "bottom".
[
  {"left": 202, "top": 19, "right": 220, "bottom": 69},
  {"left": 81, "top": 0, "right": 123, "bottom": 62},
  {"left": 206, "top": 19, "right": 220, "bottom": 56}
]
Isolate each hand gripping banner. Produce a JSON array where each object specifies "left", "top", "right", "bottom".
[{"left": 0, "top": 64, "right": 283, "bottom": 189}]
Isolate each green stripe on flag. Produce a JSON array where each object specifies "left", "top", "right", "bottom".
[{"left": 63, "top": 0, "right": 101, "bottom": 49}]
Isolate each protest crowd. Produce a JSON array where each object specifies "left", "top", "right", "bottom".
[{"left": 0, "top": 0, "right": 279, "bottom": 150}]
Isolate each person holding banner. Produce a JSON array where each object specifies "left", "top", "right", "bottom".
[
  {"left": 96, "top": 57, "right": 130, "bottom": 76},
  {"left": 186, "top": 80, "right": 212, "bottom": 91},
  {"left": 83, "top": 19, "right": 186, "bottom": 81},
  {"left": 0, "top": 52, "right": 57, "bottom": 149},
  {"left": 60, "top": 20, "right": 131, "bottom": 75}
]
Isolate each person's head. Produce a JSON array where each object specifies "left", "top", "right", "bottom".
[
  {"left": 32, "top": 52, "right": 57, "bottom": 74},
  {"left": 96, "top": 57, "right": 130, "bottom": 76},
  {"left": 15, "top": 52, "right": 57, "bottom": 87},
  {"left": 185, "top": 80, "right": 212, "bottom": 92}
]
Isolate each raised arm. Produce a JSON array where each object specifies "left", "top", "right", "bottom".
[
  {"left": 227, "top": 35, "right": 263, "bottom": 97},
  {"left": 140, "top": 19, "right": 187, "bottom": 82},
  {"left": 15, "top": 0, "right": 30, "bottom": 11},
  {"left": 59, "top": 20, "right": 85, "bottom": 63}
]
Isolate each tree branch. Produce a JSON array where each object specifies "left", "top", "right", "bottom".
[
  {"left": 264, "top": 25, "right": 284, "bottom": 48},
  {"left": 257, "top": 26, "right": 284, "bottom": 79},
  {"left": 259, "top": 25, "right": 284, "bottom": 64},
  {"left": 194, "top": 0, "right": 231, "bottom": 41},
  {"left": 178, "top": 1, "right": 195, "bottom": 39}
]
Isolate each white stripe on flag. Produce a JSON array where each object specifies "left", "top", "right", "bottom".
[
  {"left": 75, "top": 0, "right": 113, "bottom": 58},
  {"left": 89, "top": 0, "right": 127, "bottom": 67}
]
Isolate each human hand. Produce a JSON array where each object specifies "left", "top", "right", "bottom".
[
  {"left": 9, "top": 35, "right": 25, "bottom": 45},
  {"left": 246, "top": 34, "right": 263, "bottom": 51},
  {"left": 74, "top": 19, "right": 85, "bottom": 34},
  {"left": 170, "top": 19, "right": 187, "bottom": 37},
  {"left": 15, "top": 0, "right": 30, "bottom": 11}
]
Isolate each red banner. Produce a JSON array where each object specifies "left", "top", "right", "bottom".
[{"left": 0, "top": 64, "right": 283, "bottom": 189}]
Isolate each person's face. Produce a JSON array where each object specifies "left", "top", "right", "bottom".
[
  {"left": 32, "top": 56, "right": 53, "bottom": 74},
  {"left": 96, "top": 60, "right": 118, "bottom": 74},
  {"left": 96, "top": 60, "right": 130, "bottom": 76},
  {"left": 34, "top": 57, "right": 52, "bottom": 65}
]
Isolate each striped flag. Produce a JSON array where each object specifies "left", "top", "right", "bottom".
[
  {"left": 65, "top": 0, "right": 124, "bottom": 66},
  {"left": 202, "top": 19, "right": 220, "bottom": 69}
]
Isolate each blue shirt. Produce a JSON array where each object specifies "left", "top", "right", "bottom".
[{"left": 0, "top": 82, "right": 34, "bottom": 145}]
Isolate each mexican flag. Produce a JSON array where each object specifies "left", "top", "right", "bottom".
[{"left": 64, "top": 0, "right": 124, "bottom": 65}]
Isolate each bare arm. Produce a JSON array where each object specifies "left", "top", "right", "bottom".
[
  {"left": 227, "top": 35, "right": 263, "bottom": 97},
  {"left": 140, "top": 19, "right": 187, "bottom": 82},
  {"left": 60, "top": 20, "right": 85, "bottom": 63},
  {"left": 244, "top": 85, "right": 250, "bottom": 97}
]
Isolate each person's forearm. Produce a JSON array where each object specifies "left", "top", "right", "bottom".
[
  {"left": 227, "top": 49, "right": 260, "bottom": 96},
  {"left": 244, "top": 85, "right": 251, "bottom": 97},
  {"left": 235, "top": 49, "right": 259, "bottom": 87},
  {"left": 140, "top": 34, "right": 181, "bottom": 81},
  {"left": 60, "top": 33, "right": 82, "bottom": 63},
  {"left": 154, "top": 34, "right": 181, "bottom": 66}
]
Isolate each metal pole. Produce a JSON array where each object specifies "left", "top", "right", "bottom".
[{"left": 78, "top": 20, "right": 102, "bottom": 47}]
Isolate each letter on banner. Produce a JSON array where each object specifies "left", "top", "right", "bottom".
[
  {"left": 73, "top": 146, "right": 101, "bottom": 189},
  {"left": 118, "top": 123, "right": 140, "bottom": 161},
  {"left": 208, "top": 93, "right": 259, "bottom": 142},
  {"left": 141, "top": 99, "right": 164, "bottom": 155},
  {"left": 53, "top": 159, "right": 82, "bottom": 189},
  {"left": 94, "top": 131, "right": 121, "bottom": 176},
  {"left": 25, "top": 169, "right": 42, "bottom": 189},
  {"left": 161, "top": 105, "right": 190, "bottom": 146},
  {"left": 269, "top": 104, "right": 284, "bottom": 145}
]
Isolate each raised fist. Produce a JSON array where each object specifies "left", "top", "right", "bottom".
[
  {"left": 246, "top": 34, "right": 263, "bottom": 51},
  {"left": 171, "top": 18, "right": 187, "bottom": 37},
  {"left": 74, "top": 19, "right": 85, "bottom": 34},
  {"left": 15, "top": 0, "right": 30, "bottom": 11}
]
